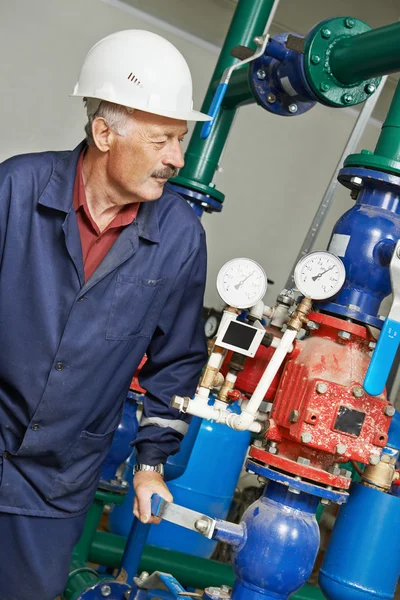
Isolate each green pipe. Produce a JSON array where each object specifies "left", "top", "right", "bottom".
[
  {"left": 89, "top": 532, "right": 325, "bottom": 599},
  {"left": 330, "top": 22, "right": 400, "bottom": 85},
  {"left": 175, "top": 0, "right": 275, "bottom": 199},
  {"left": 344, "top": 80, "right": 400, "bottom": 175},
  {"left": 375, "top": 81, "right": 400, "bottom": 162},
  {"left": 63, "top": 489, "right": 126, "bottom": 600}
]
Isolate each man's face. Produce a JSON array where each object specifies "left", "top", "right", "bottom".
[{"left": 106, "top": 111, "right": 187, "bottom": 203}]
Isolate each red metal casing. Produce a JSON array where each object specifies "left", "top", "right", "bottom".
[{"left": 243, "top": 313, "right": 392, "bottom": 490}]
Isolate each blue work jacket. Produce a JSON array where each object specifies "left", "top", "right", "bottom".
[{"left": 0, "top": 142, "right": 207, "bottom": 517}]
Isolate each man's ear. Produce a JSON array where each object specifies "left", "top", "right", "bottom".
[{"left": 91, "top": 117, "right": 114, "bottom": 153}]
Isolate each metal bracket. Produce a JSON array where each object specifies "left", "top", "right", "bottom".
[{"left": 285, "top": 34, "right": 305, "bottom": 53}]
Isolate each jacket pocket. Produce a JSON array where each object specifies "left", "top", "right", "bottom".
[
  {"left": 47, "top": 424, "right": 118, "bottom": 502},
  {"left": 106, "top": 275, "right": 166, "bottom": 340}
]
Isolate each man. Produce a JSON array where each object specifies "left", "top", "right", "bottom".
[{"left": 0, "top": 29, "right": 211, "bottom": 599}]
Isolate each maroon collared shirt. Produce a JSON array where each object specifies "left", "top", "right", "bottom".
[{"left": 73, "top": 151, "right": 140, "bottom": 281}]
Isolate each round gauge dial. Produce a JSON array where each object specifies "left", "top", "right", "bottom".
[
  {"left": 205, "top": 314, "right": 220, "bottom": 338},
  {"left": 294, "top": 251, "right": 346, "bottom": 300},
  {"left": 216, "top": 258, "right": 268, "bottom": 309}
]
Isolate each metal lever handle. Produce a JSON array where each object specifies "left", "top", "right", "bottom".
[
  {"left": 151, "top": 494, "right": 245, "bottom": 547},
  {"left": 200, "top": 82, "right": 228, "bottom": 139},
  {"left": 364, "top": 240, "right": 400, "bottom": 396},
  {"left": 151, "top": 493, "right": 216, "bottom": 538},
  {"left": 364, "top": 318, "right": 400, "bottom": 395},
  {"left": 200, "top": 33, "right": 272, "bottom": 140}
]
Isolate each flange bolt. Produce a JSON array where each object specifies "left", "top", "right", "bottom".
[{"left": 101, "top": 585, "right": 112, "bottom": 598}]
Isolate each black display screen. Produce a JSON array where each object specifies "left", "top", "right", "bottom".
[
  {"left": 221, "top": 321, "right": 258, "bottom": 351},
  {"left": 334, "top": 406, "right": 366, "bottom": 437}
]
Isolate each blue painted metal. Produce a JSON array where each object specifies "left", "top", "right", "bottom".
[
  {"left": 129, "top": 573, "right": 195, "bottom": 600},
  {"left": 168, "top": 183, "right": 223, "bottom": 215},
  {"left": 320, "top": 482, "right": 400, "bottom": 600},
  {"left": 365, "top": 317, "right": 400, "bottom": 395},
  {"left": 213, "top": 519, "right": 245, "bottom": 548},
  {"left": 77, "top": 580, "right": 130, "bottom": 599},
  {"left": 250, "top": 34, "right": 317, "bottom": 117},
  {"left": 117, "top": 517, "right": 152, "bottom": 587},
  {"left": 110, "top": 403, "right": 250, "bottom": 558},
  {"left": 164, "top": 416, "right": 202, "bottom": 482},
  {"left": 100, "top": 393, "right": 139, "bottom": 483},
  {"left": 320, "top": 167, "right": 400, "bottom": 328},
  {"left": 201, "top": 83, "right": 229, "bottom": 139},
  {"left": 246, "top": 459, "right": 349, "bottom": 504},
  {"left": 231, "top": 480, "right": 320, "bottom": 600},
  {"left": 388, "top": 409, "right": 400, "bottom": 450}
]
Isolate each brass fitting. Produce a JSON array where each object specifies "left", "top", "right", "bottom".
[
  {"left": 288, "top": 297, "right": 313, "bottom": 332},
  {"left": 362, "top": 454, "right": 397, "bottom": 493},
  {"left": 199, "top": 366, "right": 223, "bottom": 390},
  {"left": 217, "top": 378, "right": 235, "bottom": 403}
]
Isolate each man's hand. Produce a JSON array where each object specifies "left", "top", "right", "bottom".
[{"left": 133, "top": 471, "right": 173, "bottom": 524}]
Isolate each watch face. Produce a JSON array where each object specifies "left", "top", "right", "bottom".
[{"left": 205, "top": 314, "right": 219, "bottom": 338}]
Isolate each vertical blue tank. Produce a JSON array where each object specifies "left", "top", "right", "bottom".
[
  {"left": 320, "top": 482, "right": 400, "bottom": 600},
  {"left": 109, "top": 402, "right": 251, "bottom": 558}
]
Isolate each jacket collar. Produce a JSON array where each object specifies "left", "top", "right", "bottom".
[{"left": 38, "top": 140, "right": 160, "bottom": 244}]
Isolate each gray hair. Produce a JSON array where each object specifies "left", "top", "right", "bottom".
[{"left": 84, "top": 98, "right": 134, "bottom": 146}]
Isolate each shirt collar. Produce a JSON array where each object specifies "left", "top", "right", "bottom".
[{"left": 38, "top": 140, "right": 160, "bottom": 243}]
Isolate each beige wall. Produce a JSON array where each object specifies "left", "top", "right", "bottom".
[{"left": 0, "top": 0, "right": 394, "bottom": 313}]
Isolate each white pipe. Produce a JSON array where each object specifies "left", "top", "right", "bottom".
[
  {"left": 227, "top": 328, "right": 298, "bottom": 430},
  {"left": 182, "top": 395, "right": 262, "bottom": 432}
]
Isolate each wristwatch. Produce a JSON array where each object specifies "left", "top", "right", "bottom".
[{"left": 134, "top": 463, "right": 164, "bottom": 477}]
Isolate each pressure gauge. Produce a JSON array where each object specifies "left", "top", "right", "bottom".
[
  {"left": 294, "top": 251, "right": 346, "bottom": 300},
  {"left": 217, "top": 258, "right": 268, "bottom": 309},
  {"left": 203, "top": 308, "right": 221, "bottom": 339}
]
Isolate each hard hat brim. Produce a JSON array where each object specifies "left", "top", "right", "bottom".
[{"left": 70, "top": 93, "right": 212, "bottom": 122}]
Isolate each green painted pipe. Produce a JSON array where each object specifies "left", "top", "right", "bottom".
[
  {"left": 330, "top": 22, "right": 400, "bottom": 85},
  {"left": 375, "top": 81, "right": 400, "bottom": 162},
  {"left": 344, "top": 80, "right": 400, "bottom": 175},
  {"left": 174, "top": 0, "right": 275, "bottom": 200},
  {"left": 89, "top": 532, "right": 325, "bottom": 599},
  {"left": 63, "top": 489, "right": 127, "bottom": 600}
]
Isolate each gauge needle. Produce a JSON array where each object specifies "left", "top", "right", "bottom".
[
  {"left": 312, "top": 265, "right": 335, "bottom": 281},
  {"left": 234, "top": 270, "right": 255, "bottom": 289}
]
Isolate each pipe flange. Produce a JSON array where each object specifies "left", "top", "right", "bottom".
[
  {"left": 246, "top": 459, "right": 349, "bottom": 504},
  {"left": 304, "top": 17, "right": 381, "bottom": 107},
  {"left": 343, "top": 151, "right": 400, "bottom": 178},
  {"left": 250, "top": 33, "right": 316, "bottom": 117}
]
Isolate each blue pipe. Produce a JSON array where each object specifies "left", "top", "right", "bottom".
[
  {"left": 117, "top": 517, "right": 152, "bottom": 586},
  {"left": 231, "top": 481, "right": 320, "bottom": 600},
  {"left": 321, "top": 168, "right": 400, "bottom": 328},
  {"left": 250, "top": 34, "right": 317, "bottom": 118},
  {"left": 320, "top": 483, "right": 400, "bottom": 600}
]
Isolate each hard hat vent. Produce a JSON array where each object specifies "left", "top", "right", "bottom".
[{"left": 127, "top": 72, "right": 142, "bottom": 87}]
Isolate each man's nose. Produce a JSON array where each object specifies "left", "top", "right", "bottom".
[{"left": 163, "top": 140, "right": 185, "bottom": 170}]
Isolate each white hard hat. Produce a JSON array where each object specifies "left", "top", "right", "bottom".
[{"left": 72, "top": 29, "right": 211, "bottom": 122}]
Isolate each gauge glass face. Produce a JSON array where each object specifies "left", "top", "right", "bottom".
[
  {"left": 294, "top": 251, "right": 346, "bottom": 300},
  {"left": 205, "top": 315, "right": 219, "bottom": 338},
  {"left": 217, "top": 258, "right": 267, "bottom": 309}
]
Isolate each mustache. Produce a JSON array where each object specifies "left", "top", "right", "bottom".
[{"left": 152, "top": 166, "right": 179, "bottom": 179}]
